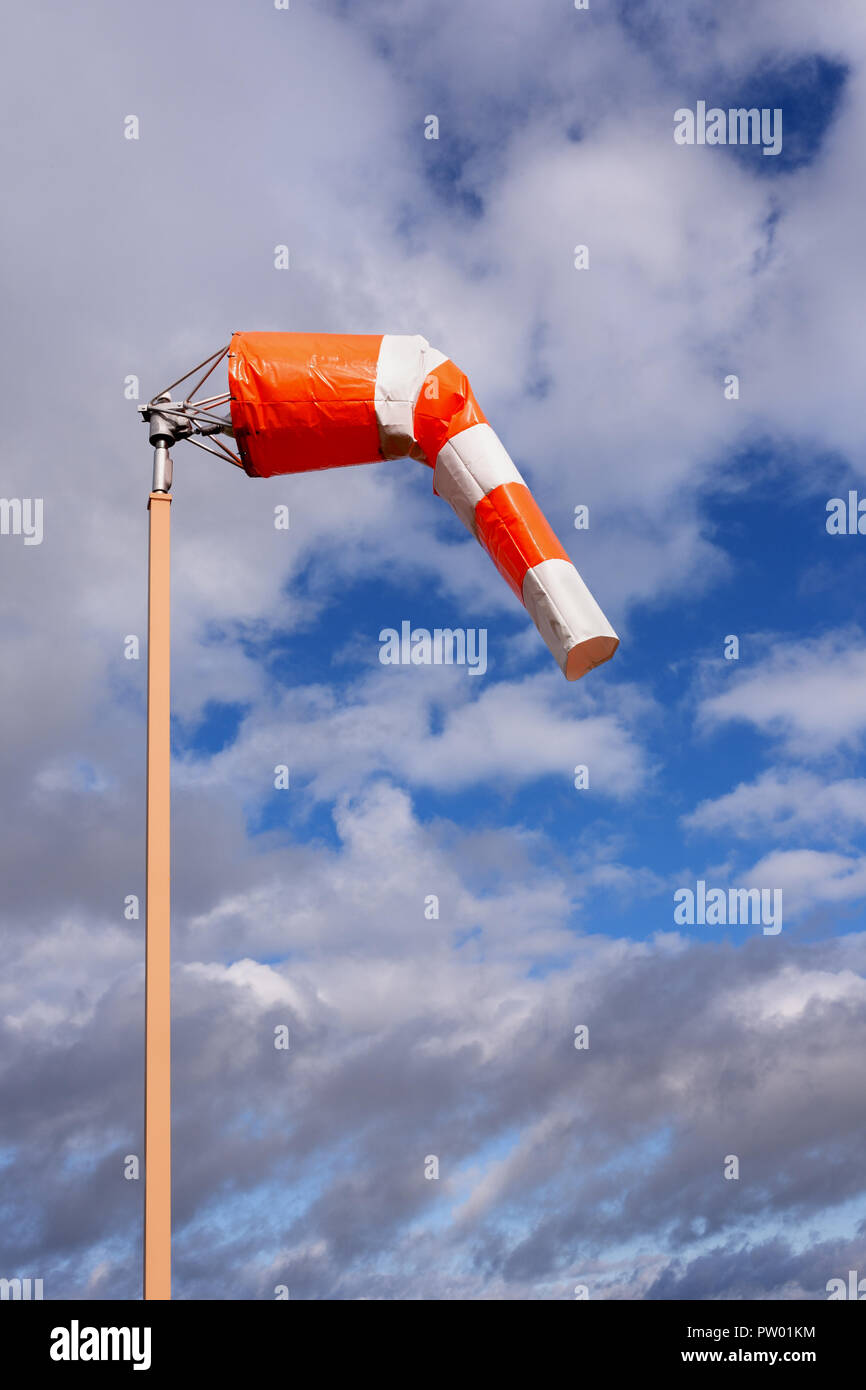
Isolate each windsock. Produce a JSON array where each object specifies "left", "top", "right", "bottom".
[{"left": 229, "top": 332, "right": 618, "bottom": 680}]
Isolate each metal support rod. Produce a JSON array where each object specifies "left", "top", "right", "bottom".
[
  {"left": 155, "top": 343, "right": 230, "bottom": 400},
  {"left": 184, "top": 392, "right": 231, "bottom": 410},
  {"left": 184, "top": 344, "right": 230, "bottom": 404},
  {"left": 144, "top": 490, "right": 172, "bottom": 1301}
]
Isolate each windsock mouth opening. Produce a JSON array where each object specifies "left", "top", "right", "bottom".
[{"left": 565, "top": 634, "right": 620, "bottom": 682}]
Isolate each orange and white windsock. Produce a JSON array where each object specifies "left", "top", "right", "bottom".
[{"left": 229, "top": 332, "right": 618, "bottom": 680}]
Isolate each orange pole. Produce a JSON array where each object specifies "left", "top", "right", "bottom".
[{"left": 145, "top": 490, "right": 172, "bottom": 1300}]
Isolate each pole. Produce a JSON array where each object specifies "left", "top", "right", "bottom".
[{"left": 145, "top": 486, "right": 172, "bottom": 1300}]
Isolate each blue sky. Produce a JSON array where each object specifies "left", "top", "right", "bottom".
[{"left": 1, "top": 0, "right": 866, "bottom": 1301}]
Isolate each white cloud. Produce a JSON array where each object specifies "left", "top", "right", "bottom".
[
  {"left": 174, "top": 667, "right": 653, "bottom": 801},
  {"left": 748, "top": 847, "right": 866, "bottom": 916},
  {"left": 685, "top": 769, "right": 866, "bottom": 842},
  {"left": 697, "top": 632, "right": 866, "bottom": 757}
]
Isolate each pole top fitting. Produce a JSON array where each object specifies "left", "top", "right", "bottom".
[
  {"left": 137, "top": 351, "right": 241, "bottom": 484},
  {"left": 139, "top": 392, "right": 194, "bottom": 494}
]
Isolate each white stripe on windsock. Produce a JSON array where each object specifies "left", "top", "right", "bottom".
[
  {"left": 374, "top": 334, "right": 446, "bottom": 460},
  {"left": 432, "top": 423, "right": 524, "bottom": 533},
  {"left": 523, "top": 558, "right": 619, "bottom": 679}
]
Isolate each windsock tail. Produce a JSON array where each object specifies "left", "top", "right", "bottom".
[{"left": 428, "top": 416, "right": 619, "bottom": 680}]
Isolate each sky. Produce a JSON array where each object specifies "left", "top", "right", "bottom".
[{"left": 1, "top": 0, "right": 865, "bottom": 1300}]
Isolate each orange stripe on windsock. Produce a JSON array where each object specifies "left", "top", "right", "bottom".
[
  {"left": 230, "top": 331, "right": 383, "bottom": 477},
  {"left": 474, "top": 482, "right": 571, "bottom": 601},
  {"left": 413, "top": 358, "right": 487, "bottom": 466}
]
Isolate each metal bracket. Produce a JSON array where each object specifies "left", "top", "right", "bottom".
[
  {"left": 139, "top": 393, "right": 191, "bottom": 492},
  {"left": 139, "top": 386, "right": 241, "bottom": 492}
]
